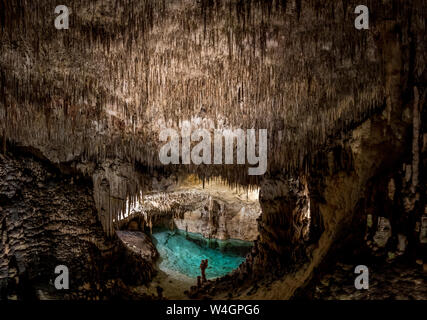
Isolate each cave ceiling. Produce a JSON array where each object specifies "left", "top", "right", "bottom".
[{"left": 0, "top": 0, "right": 424, "bottom": 185}]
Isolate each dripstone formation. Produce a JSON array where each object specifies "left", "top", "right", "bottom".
[{"left": 0, "top": 0, "right": 425, "bottom": 300}]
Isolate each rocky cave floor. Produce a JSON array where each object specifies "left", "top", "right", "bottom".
[
  {"left": 145, "top": 260, "right": 427, "bottom": 300},
  {"left": 22, "top": 255, "right": 427, "bottom": 301},
  {"left": 311, "top": 260, "right": 426, "bottom": 300}
]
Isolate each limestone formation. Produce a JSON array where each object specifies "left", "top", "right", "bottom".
[{"left": 0, "top": 0, "right": 425, "bottom": 301}]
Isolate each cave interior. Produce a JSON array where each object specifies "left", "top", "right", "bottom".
[{"left": 0, "top": 0, "right": 426, "bottom": 300}]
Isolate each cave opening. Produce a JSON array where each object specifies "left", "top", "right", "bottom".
[{"left": 115, "top": 176, "right": 261, "bottom": 281}]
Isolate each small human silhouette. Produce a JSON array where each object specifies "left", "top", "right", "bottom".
[
  {"left": 156, "top": 285, "right": 163, "bottom": 299},
  {"left": 200, "top": 259, "right": 208, "bottom": 282}
]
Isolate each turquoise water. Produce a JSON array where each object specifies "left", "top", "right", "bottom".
[{"left": 152, "top": 228, "right": 252, "bottom": 279}]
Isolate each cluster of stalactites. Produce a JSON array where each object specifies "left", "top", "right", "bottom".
[
  {"left": 0, "top": 0, "right": 424, "bottom": 189},
  {"left": 93, "top": 167, "right": 261, "bottom": 236}
]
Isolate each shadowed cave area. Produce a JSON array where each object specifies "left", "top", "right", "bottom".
[{"left": 0, "top": 0, "right": 426, "bottom": 301}]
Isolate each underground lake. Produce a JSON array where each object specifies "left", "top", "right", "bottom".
[{"left": 151, "top": 228, "right": 253, "bottom": 279}]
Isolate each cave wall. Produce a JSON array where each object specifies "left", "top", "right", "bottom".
[
  {"left": 173, "top": 194, "right": 260, "bottom": 242},
  {"left": 0, "top": 152, "right": 155, "bottom": 300},
  {"left": 117, "top": 186, "right": 260, "bottom": 241}
]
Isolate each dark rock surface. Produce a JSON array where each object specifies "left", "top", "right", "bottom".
[
  {"left": 313, "top": 261, "right": 426, "bottom": 300},
  {"left": 0, "top": 152, "right": 155, "bottom": 300}
]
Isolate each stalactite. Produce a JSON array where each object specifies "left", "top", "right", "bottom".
[
  {"left": 1, "top": 0, "right": 416, "bottom": 235},
  {"left": 411, "top": 86, "right": 420, "bottom": 194}
]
